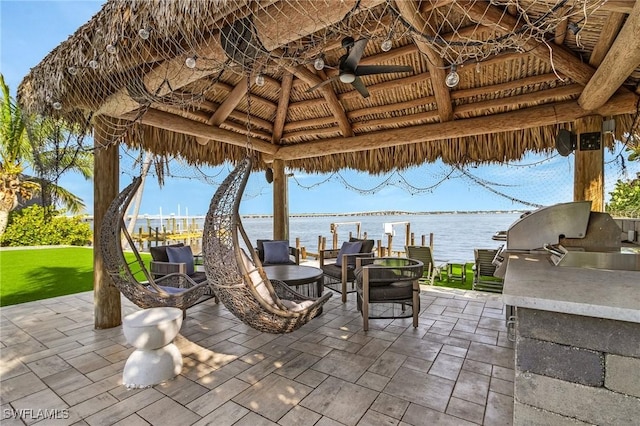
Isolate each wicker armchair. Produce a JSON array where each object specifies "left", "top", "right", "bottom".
[
  {"left": 355, "top": 257, "right": 423, "bottom": 331},
  {"left": 99, "top": 177, "right": 209, "bottom": 316}
]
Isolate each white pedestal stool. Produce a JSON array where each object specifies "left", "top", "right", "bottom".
[{"left": 122, "top": 307, "right": 183, "bottom": 388}]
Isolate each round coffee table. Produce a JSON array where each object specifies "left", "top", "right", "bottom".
[{"left": 263, "top": 265, "right": 323, "bottom": 298}]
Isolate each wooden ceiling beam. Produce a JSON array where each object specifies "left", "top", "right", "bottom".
[
  {"left": 589, "top": 12, "right": 627, "bottom": 67},
  {"left": 461, "top": 2, "right": 596, "bottom": 85},
  {"left": 347, "top": 96, "right": 436, "bottom": 119},
  {"left": 451, "top": 72, "right": 565, "bottom": 100},
  {"left": 196, "top": 76, "right": 249, "bottom": 145},
  {"left": 120, "top": 108, "right": 278, "bottom": 155},
  {"left": 351, "top": 110, "right": 441, "bottom": 132},
  {"left": 274, "top": 91, "right": 638, "bottom": 161},
  {"left": 284, "top": 116, "right": 336, "bottom": 132},
  {"left": 454, "top": 84, "right": 584, "bottom": 116},
  {"left": 554, "top": 5, "right": 570, "bottom": 46},
  {"left": 272, "top": 72, "right": 294, "bottom": 143},
  {"left": 338, "top": 72, "right": 431, "bottom": 101},
  {"left": 579, "top": 1, "right": 640, "bottom": 110},
  {"left": 394, "top": 0, "right": 454, "bottom": 122},
  {"left": 286, "top": 65, "right": 353, "bottom": 137},
  {"left": 214, "top": 81, "right": 278, "bottom": 112}
]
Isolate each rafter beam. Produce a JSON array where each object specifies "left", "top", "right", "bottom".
[
  {"left": 579, "top": 0, "right": 640, "bottom": 110},
  {"left": 272, "top": 72, "right": 294, "bottom": 143},
  {"left": 589, "top": 12, "right": 627, "bottom": 67},
  {"left": 395, "top": 0, "right": 454, "bottom": 122},
  {"left": 460, "top": 2, "right": 596, "bottom": 85},
  {"left": 274, "top": 91, "right": 638, "bottom": 161},
  {"left": 196, "top": 76, "right": 249, "bottom": 145},
  {"left": 286, "top": 65, "right": 353, "bottom": 137},
  {"left": 554, "top": 5, "right": 570, "bottom": 45},
  {"left": 119, "top": 108, "right": 278, "bottom": 155}
]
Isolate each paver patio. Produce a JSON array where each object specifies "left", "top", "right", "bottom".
[{"left": 1, "top": 286, "right": 514, "bottom": 425}]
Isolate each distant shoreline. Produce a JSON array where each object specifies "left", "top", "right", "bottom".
[
  {"left": 241, "top": 210, "right": 527, "bottom": 218},
  {"left": 86, "top": 210, "right": 527, "bottom": 220}
]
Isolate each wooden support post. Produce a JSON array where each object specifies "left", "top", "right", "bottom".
[
  {"left": 410, "top": 232, "right": 415, "bottom": 246},
  {"left": 272, "top": 159, "right": 289, "bottom": 240},
  {"left": 421, "top": 235, "right": 426, "bottom": 246},
  {"left": 387, "top": 234, "right": 393, "bottom": 256},
  {"left": 574, "top": 116, "right": 604, "bottom": 212},
  {"left": 93, "top": 120, "right": 121, "bottom": 329},
  {"left": 430, "top": 233, "right": 434, "bottom": 250},
  {"left": 405, "top": 224, "right": 411, "bottom": 249}
]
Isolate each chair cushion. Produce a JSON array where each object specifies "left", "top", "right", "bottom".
[
  {"left": 350, "top": 238, "right": 375, "bottom": 253},
  {"left": 321, "top": 263, "right": 357, "bottom": 281},
  {"left": 166, "top": 245, "right": 194, "bottom": 275},
  {"left": 335, "top": 241, "right": 362, "bottom": 266},
  {"left": 263, "top": 240, "right": 292, "bottom": 265},
  {"left": 150, "top": 285, "right": 188, "bottom": 295},
  {"left": 150, "top": 243, "right": 184, "bottom": 262},
  {"left": 257, "top": 239, "right": 289, "bottom": 262},
  {"left": 239, "top": 249, "right": 278, "bottom": 309},
  {"left": 359, "top": 280, "right": 413, "bottom": 301},
  {"left": 281, "top": 299, "right": 315, "bottom": 312}
]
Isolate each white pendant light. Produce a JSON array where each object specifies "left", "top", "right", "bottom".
[
  {"left": 314, "top": 56, "right": 325, "bottom": 70},
  {"left": 445, "top": 65, "right": 459, "bottom": 88}
]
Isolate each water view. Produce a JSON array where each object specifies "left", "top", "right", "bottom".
[{"left": 131, "top": 211, "right": 522, "bottom": 262}]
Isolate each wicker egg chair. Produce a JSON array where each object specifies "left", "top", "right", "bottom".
[
  {"left": 100, "top": 177, "right": 209, "bottom": 314},
  {"left": 202, "top": 156, "right": 332, "bottom": 334}
]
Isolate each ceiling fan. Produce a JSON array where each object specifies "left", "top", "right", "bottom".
[{"left": 306, "top": 37, "right": 414, "bottom": 98}]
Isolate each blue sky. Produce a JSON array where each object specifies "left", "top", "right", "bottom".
[{"left": 2, "top": 1, "right": 636, "bottom": 216}]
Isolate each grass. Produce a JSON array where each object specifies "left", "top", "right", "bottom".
[
  {"left": 0, "top": 247, "right": 151, "bottom": 307},
  {"left": 432, "top": 262, "right": 474, "bottom": 291}
]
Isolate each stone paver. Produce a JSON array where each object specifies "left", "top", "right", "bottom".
[{"left": 0, "top": 286, "right": 513, "bottom": 425}]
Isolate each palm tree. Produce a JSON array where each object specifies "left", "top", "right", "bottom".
[
  {"left": 27, "top": 114, "right": 93, "bottom": 215},
  {"left": 0, "top": 74, "right": 39, "bottom": 237}
]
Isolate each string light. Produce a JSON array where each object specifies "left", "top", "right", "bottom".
[
  {"left": 88, "top": 60, "right": 99, "bottom": 70},
  {"left": 52, "top": 101, "right": 62, "bottom": 110},
  {"left": 185, "top": 56, "right": 197, "bottom": 69},
  {"left": 381, "top": 39, "right": 393, "bottom": 52},
  {"left": 138, "top": 28, "right": 150, "bottom": 40},
  {"left": 67, "top": 66, "right": 77, "bottom": 75},
  {"left": 106, "top": 43, "right": 117, "bottom": 54},
  {"left": 445, "top": 65, "right": 459, "bottom": 88},
  {"left": 255, "top": 73, "right": 265, "bottom": 86},
  {"left": 313, "top": 56, "right": 325, "bottom": 70}
]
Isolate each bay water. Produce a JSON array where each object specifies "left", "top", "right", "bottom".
[{"left": 137, "top": 212, "right": 522, "bottom": 262}]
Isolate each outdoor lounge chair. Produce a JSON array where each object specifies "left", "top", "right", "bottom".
[
  {"left": 201, "top": 156, "right": 332, "bottom": 334},
  {"left": 355, "top": 257, "right": 423, "bottom": 331},
  {"left": 473, "top": 248, "right": 504, "bottom": 293},
  {"left": 405, "top": 245, "right": 447, "bottom": 285},
  {"left": 319, "top": 238, "right": 375, "bottom": 303},
  {"left": 255, "top": 239, "right": 300, "bottom": 265},
  {"left": 99, "top": 177, "right": 209, "bottom": 316}
]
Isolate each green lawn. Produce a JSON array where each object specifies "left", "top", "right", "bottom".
[
  {"left": 432, "top": 262, "right": 474, "bottom": 291},
  {"left": 0, "top": 247, "right": 151, "bottom": 307}
]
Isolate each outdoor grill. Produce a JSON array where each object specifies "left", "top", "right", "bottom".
[{"left": 492, "top": 201, "right": 638, "bottom": 337}]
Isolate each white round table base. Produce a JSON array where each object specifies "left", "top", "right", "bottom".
[{"left": 123, "top": 343, "right": 183, "bottom": 389}]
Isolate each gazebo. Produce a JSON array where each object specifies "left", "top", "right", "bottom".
[{"left": 17, "top": 0, "right": 640, "bottom": 329}]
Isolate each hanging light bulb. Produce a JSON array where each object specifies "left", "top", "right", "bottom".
[
  {"left": 67, "top": 66, "right": 77, "bottom": 75},
  {"left": 89, "top": 60, "right": 99, "bottom": 70},
  {"left": 255, "top": 73, "right": 265, "bottom": 86},
  {"left": 445, "top": 65, "right": 459, "bottom": 88},
  {"left": 138, "top": 28, "right": 150, "bottom": 40},
  {"left": 52, "top": 101, "right": 62, "bottom": 110},
  {"left": 313, "top": 56, "right": 325, "bottom": 71},
  {"left": 106, "top": 43, "right": 117, "bottom": 54},
  {"left": 185, "top": 56, "right": 197, "bottom": 69},
  {"left": 381, "top": 38, "right": 393, "bottom": 52}
]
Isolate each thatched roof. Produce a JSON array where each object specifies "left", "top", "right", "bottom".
[{"left": 17, "top": 0, "right": 640, "bottom": 173}]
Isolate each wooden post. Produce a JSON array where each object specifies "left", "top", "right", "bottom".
[
  {"left": 410, "top": 232, "right": 415, "bottom": 246},
  {"left": 430, "top": 233, "right": 434, "bottom": 250},
  {"left": 387, "top": 234, "right": 393, "bottom": 256},
  {"left": 93, "top": 119, "right": 121, "bottom": 329},
  {"left": 421, "top": 235, "right": 426, "bottom": 246},
  {"left": 574, "top": 116, "right": 604, "bottom": 212},
  {"left": 405, "top": 224, "right": 411, "bottom": 248},
  {"left": 272, "top": 159, "right": 289, "bottom": 240}
]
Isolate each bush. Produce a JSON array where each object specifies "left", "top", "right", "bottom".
[
  {"left": 1, "top": 205, "right": 92, "bottom": 246},
  {"left": 606, "top": 173, "right": 640, "bottom": 218}
]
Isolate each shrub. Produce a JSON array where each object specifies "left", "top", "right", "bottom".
[
  {"left": 606, "top": 173, "right": 640, "bottom": 218},
  {"left": 0, "top": 205, "right": 92, "bottom": 246}
]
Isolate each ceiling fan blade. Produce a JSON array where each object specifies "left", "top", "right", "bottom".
[
  {"left": 305, "top": 75, "right": 340, "bottom": 93},
  {"left": 351, "top": 77, "right": 370, "bottom": 98},
  {"left": 354, "top": 65, "right": 414, "bottom": 76},
  {"left": 343, "top": 38, "right": 369, "bottom": 70}
]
